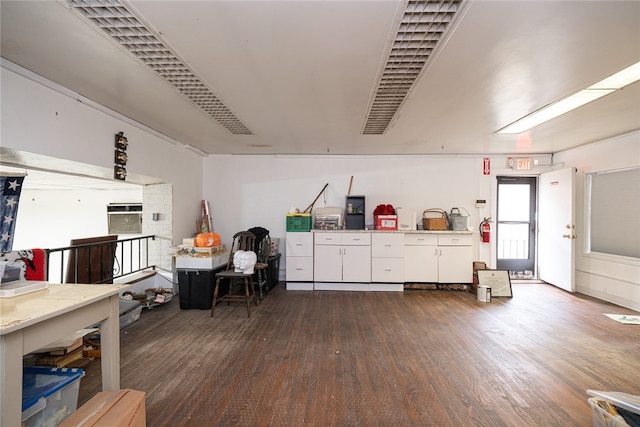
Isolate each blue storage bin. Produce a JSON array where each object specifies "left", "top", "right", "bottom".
[{"left": 22, "top": 366, "right": 84, "bottom": 427}]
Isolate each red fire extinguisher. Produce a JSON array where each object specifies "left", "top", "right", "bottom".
[{"left": 480, "top": 217, "right": 492, "bottom": 243}]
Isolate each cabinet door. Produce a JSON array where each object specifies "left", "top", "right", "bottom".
[
  {"left": 405, "top": 245, "right": 438, "bottom": 282},
  {"left": 438, "top": 246, "right": 472, "bottom": 283},
  {"left": 314, "top": 245, "right": 343, "bottom": 282},
  {"left": 342, "top": 245, "right": 371, "bottom": 283}
]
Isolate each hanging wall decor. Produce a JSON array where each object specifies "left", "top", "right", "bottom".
[{"left": 114, "top": 131, "right": 128, "bottom": 180}]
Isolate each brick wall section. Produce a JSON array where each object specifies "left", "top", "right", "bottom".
[{"left": 143, "top": 183, "right": 173, "bottom": 272}]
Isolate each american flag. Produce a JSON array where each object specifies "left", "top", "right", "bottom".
[{"left": 0, "top": 175, "right": 25, "bottom": 252}]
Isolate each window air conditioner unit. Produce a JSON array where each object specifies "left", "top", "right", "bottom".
[{"left": 107, "top": 203, "right": 142, "bottom": 234}]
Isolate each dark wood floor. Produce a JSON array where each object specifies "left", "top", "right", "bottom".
[{"left": 78, "top": 283, "right": 640, "bottom": 426}]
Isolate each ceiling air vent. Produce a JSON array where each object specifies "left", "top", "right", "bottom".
[
  {"left": 363, "top": 0, "right": 464, "bottom": 135},
  {"left": 69, "top": 0, "right": 252, "bottom": 135}
]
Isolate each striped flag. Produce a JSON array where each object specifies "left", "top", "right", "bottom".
[{"left": 0, "top": 175, "right": 25, "bottom": 252}]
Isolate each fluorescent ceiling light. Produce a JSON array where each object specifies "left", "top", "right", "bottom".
[
  {"left": 590, "top": 61, "right": 640, "bottom": 89},
  {"left": 497, "top": 60, "right": 640, "bottom": 134}
]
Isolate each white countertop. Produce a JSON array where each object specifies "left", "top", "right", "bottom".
[{"left": 310, "top": 229, "right": 473, "bottom": 234}]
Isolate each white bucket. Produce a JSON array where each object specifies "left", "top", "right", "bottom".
[{"left": 477, "top": 285, "right": 491, "bottom": 302}]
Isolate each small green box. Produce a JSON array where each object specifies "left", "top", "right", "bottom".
[{"left": 286, "top": 214, "right": 312, "bottom": 232}]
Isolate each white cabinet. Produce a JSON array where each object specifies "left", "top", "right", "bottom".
[
  {"left": 371, "top": 233, "right": 405, "bottom": 283},
  {"left": 404, "top": 233, "right": 438, "bottom": 282},
  {"left": 404, "top": 233, "right": 472, "bottom": 283},
  {"left": 437, "top": 234, "right": 473, "bottom": 283},
  {"left": 285, "top": 232, "right": 314, "bottom": 289},
  {"left": 292, "top": 231, "right": 471, "bottom": 291},
  {"left": 314, "top": 232, "right": 371, "bottom": 285}
]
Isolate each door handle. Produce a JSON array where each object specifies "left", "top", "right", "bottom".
[{"left": 562, "top": 234, "right": 571, "bottom": 239}]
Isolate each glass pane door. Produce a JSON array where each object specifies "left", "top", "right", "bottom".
[{"left": 496, "top": 176, "right": 537, "bottom": 278}]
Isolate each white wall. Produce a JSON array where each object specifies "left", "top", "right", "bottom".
[
  {"left": 1, "top": 63, "right": 203, "bottom": 247},
  {"left": 554, "top": 131, "right": 640, "bottom": 311},
  {"left": 203, "top": 153, "right": 553, "bottom": 271},
  {"left": 12, "top": 188, "right": 142, "bottom": 250}
]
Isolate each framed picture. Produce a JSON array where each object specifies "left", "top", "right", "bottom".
[{"left": 476, "top": 269, "right": 512, "bottom": 297}]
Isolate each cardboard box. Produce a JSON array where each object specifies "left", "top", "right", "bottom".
[
  {"left": 374, "top": 215, "right": 398, "bottom": 230},
  {"left": 471, "top": 261, "right": 487, "bottom": 294},
  {"left": 60, "top": 389, "right": 145, "bottom": 427}
]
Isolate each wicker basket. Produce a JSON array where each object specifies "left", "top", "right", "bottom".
[{"left": 422, "top": 209, "right": 448, "bottom": 230}]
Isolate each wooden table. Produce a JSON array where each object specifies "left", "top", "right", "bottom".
[{"left": 0, "top": 283, "right": 129, "bottom": 426}]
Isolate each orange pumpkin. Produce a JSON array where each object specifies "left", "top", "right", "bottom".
[{"left": 195, "top": 232, "right": 221, "bottom": 247}]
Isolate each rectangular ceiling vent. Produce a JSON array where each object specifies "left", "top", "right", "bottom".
[
  {"left": 362, "top": 0, "right": 464, "bottom": 135},
  {"left": 69, "top": 0, "right": 252, "bottom": 135}
]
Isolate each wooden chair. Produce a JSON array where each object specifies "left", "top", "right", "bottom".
[
  {"left": 253, "top": 234, "right": 271, "bottom": 301},
  {"left": 210, "top": 231, "right": 258, "bottom": 318}
]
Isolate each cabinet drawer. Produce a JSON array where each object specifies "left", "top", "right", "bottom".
[
  {"left": 372, "top": 233, "right": 404, "bottom": 257},
  {"left": 372, "top": 258, "right": 405, "bottom": 283},
  {"left": 438, "top": 234, "right": 472, "bottom": 246},
  {"left": 314, "top": 232, "right": 342, "bottom": 245},
  {"left": 286, "top": 257, "right": 313, "bottom": 281},
  {"left": 342, "top": 233, "right": 371, "bottom": 245},
  {"left": 286, "top": 232, "right": 314, "bottom": 256},
  {"left": 404, "top": 233, "right": 438, "bottom": 245}
]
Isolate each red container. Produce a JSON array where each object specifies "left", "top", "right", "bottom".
[{"left": 374, "top": 215, "right": 398, "bottom": 230}]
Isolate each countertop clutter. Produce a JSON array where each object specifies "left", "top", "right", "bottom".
[
  {"left": 287, "top": 200, "right": 472, "bottom": 233},
  {"left": 309, "top": 229, "right": 472, "bottom": 234}
]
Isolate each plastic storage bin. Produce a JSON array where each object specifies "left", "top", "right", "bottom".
[
  {"left": 286, "top": 214, "right": 312, "bottom": 232},
  {"left": 119, "top": 299, "right": 142, "bottom": 329},
  {"left": 588, "top": 390, "right": 640, "bottom": 427},
  {"left": 22, "top": 366, "right": 84, "bottom": 427}
]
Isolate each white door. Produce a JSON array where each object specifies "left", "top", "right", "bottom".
[{"left": 538, "top": 168, "right": 576, "bottom": 292}]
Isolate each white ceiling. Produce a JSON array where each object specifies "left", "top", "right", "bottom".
[{"left": 1, "top": 0, "right": 639, "bottom": 163}]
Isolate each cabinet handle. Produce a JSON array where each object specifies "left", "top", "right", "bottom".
[
  {"left": 417, "top": 238, "right": 424, "bottom": 242},
  {"left": 385, "top": 268, "right": 392, "bottom": 272},
  {"left": 384, "top": 244, "right": 391, "bottom": 247},
  {"left": 353, "top": 238, "right": 361, "bottom": 241},
  {"left": 296, "top": 268, "right": 303, "bottom": 271},
  {"left": 296, "top": 243, "right": 303, "bottom": 246},
  {"left": 452, "top": 238, "right": 459, "bottom": 242}
]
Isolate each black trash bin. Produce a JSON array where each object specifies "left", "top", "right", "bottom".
[
  {"left": 177, "top": 269, "right": 216, "bottom": 309},
  {"left": 266, "top": 253, "right": 281, "bottom": 291}
]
